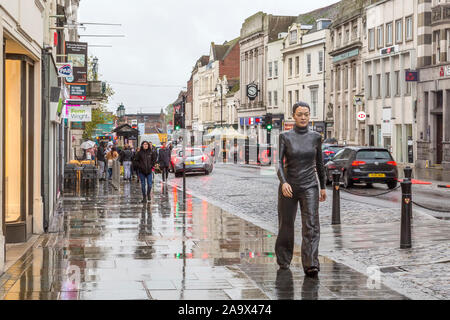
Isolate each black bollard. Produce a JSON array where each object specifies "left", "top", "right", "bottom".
[
  {"left": 404, "top": 166, "right": 413, "bottom": 181},
  {"left": 400, "top": 179, "right": 412, "bottom": 249},
  {"left": 332, "top": 171, "right": 341, "bottom": 225},
  {"left": 403, "top": 166, "right": 413, "bottom": 219}
]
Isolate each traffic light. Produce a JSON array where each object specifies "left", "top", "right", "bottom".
[
  {"left": 173, "top": 101, "right": 185, "bottom": 130},
  {"left": 174, "top": 113, "right": 182, "bottom": 131},
  {"left": 264, "top": 113, "right": 273, "bottom": 131}
]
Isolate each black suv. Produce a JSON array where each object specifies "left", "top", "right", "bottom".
[{"left": 324, "top": 147, "right": 398, "bottom": 189}]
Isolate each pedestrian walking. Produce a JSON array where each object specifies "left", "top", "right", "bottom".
[
  {"left": 97, "top": 142, "right": 107, "bottom": 181},
  {"left": 120, "top": 145, "right": 134, "bottom": 181},
  {"left": 135, "top": 141, "right": 156, "bottom": 203},
  {"left": 275, "top": 101, "right": 327, "bottom": 278},
  {"left": 132, "top": 147, "right": 140, "bottom": 182},
  {"left": 106, "top": 146, "right": 119, "bottom": 180},
  {"left": 158, "top": 141, "right": 171, "bottom": 183}
]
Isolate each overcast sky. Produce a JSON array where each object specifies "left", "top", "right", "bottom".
[{"left": 78, "top": 0, "right": 339, "bottom": 115}]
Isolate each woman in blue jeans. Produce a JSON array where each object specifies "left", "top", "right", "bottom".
[{"left": 135, "top": 141, "right": 157, "bottom": 203}]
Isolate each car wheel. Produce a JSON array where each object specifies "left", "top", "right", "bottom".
[
  {"left": 366, "top": 183, "right": 373, "bottom": 188},
  {"left": 205, "top": 169, "right": 210, "bottom": 176},
  {"left": 387, "top": 181, "right": 397, "bottom": 189},
  {"left": 175, "top": 171, "right": 182, "bottom": 178},
  {"left": 343, "top": 171, "right": 353, "bottom": 188}
]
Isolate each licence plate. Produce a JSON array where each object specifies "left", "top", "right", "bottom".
[
  {"left": 369, "top": 173, "right": 386, "bottom": 178},
  {"left": 185, "top": 161, "right": 195, "bottom": 165}
]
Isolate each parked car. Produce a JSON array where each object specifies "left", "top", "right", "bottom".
[
  {"left": 169, "top": 147, "right": 181, "bottom": 172},
  {"left": 322, "top": 145, "right": 345, "bottom": 164},
  {"left": 173, "top": 147, "right": 214, "bottom": 177},
  {"left": 324, "top": 147, "right": 398, "bottom": 189}
]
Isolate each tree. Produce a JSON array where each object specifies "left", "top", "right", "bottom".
[{"left": 165, "top": 104, "right": 174, "bottom": 125}]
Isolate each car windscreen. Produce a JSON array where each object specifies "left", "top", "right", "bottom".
[
  {"left": 356, "top": 150, "right": 391, "bottom": 160},
  {"left": 178, "top": 149, "right": 203, "bottom": 157}
]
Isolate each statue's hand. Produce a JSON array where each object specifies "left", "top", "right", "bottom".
[{"left": 282, "top": 183, "right": 293, "bottom": 198}]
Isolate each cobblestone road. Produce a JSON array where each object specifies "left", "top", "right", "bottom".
[{"left": 168, "top": 164, "right": 450, "bottom": 299}]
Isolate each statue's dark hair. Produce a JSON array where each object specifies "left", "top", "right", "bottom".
[{"left": 292, "top": 101, "right": 311, "bottom": 114}]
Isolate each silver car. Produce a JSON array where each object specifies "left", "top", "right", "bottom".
[{"left": 173, "top": 148, "right": 213, "bottom": 177}]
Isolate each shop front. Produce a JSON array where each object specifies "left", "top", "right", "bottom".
[{"left": 2, "top": 35, "right": 42, "bottom": 244}]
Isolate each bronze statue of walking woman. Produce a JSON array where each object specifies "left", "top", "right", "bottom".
[{"left": 275, "top": 101, "right": 327, "bottom": 277}]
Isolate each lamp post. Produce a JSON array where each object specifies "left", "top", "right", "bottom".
[
  {"left": 214, "top": 83, "right": 223, "bottom": 128},
  {"left": 93, "top": 56, "right": 99, "bottom": 81}
]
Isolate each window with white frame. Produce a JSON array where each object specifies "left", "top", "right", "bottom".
[
  {"left": 352, "top": 64, "right": 357, "bottom": 89},
  {"left": 385, "top": 72, "right": 390, "bottom": 98},
  {"left": 376, "top": 74, "right": 381, "bottom": 98},
  {"left": 377, "top": 25, "right": 384, "bottom": 48},
  {"left": 331, "top": 70, "right": 334, "bottom": 91},
  {"left": 295, "top": 56, "right": 300, "bottom": 75},
  {"left": 295, "top": 90, "right": 299, "bottom": 102},
  {"left": 396, "top": 19, "right": 403, "bottom": 43},
  {"left": 274, "top": 91, "right": 278, "bottom": 106},
  {"left": 274, "top": 61, "right": 279, "bottom": 77},
  {"left": 290, "top": 30, "right": 297, "bottom": 44},
  {"left": 369, "top": 28, "right": 375, "bottom": 50},
  {"left": 386, "top": 22, "right": 393, "bottom": 46},
  {"left": 289, "top": 58, "right": 293, "bottom": 76},
  {"left": 268, "top": 62, "right": 273, "bottom": 78},
  {"left": 319, "top": 51, "right": 323, "bottom": 72},
  {"left": 311, "top": 88, "right": 318, "bottom": 117},
  {"left": 406, "top": 16, "right": 413, "bottom": 41},
  {"left": 368, "top": 75, "right": 372, "bottom": 99},
  {"left": 395, "top": 71, "right": 400, "bottom": 96},
  {"left": 288, "top": 91, "right": 292, "bottom": 108},
  {"left": 448, "top": 30, "right": 450, "bottom": 62},
  {"left": 268, "top": 91, "right": 272, "bottom": 106},
  {"left": 307, "top": 54, "right": 311, "bottom": 74}
]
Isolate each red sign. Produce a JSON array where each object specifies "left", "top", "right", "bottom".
[
  {"left": 54, "top": 32, "right": 58, "bottom": 47},
  {"left": 284, "top": 122, "right": 295, "bottom": 131},
  {"left": 70, "top": 96, "right": 87, "bottom": 101}
]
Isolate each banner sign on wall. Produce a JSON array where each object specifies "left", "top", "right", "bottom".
[
  {"left": 65, "top": 41, "right": 88, "bottom": 84},
  {"left": 68, "top": 106, "right": 92, "bottom": 122}
]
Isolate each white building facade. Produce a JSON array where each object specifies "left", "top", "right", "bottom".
[
  {"left": 282, "top": 20, "right": 332, "bottom": 136},
  {"left": 364, "top": 0, "right": 417, "bottom": 164}
]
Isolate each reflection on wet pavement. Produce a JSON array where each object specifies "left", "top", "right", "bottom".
[{"left": 0, "top": 179, "right": 408, "bottom": 300}]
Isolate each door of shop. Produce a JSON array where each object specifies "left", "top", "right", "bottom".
[
  {"left": 3, "top": 52, "right": 35, "bottom": 243},
  {"left": 436, "top": 114, "right": 443, "bottom": 164}
]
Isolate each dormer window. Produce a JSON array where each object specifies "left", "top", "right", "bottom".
[{"left": 290, "top": 30, "right": 297, "bottom": 44}]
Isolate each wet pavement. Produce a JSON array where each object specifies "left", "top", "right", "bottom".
[{"left": 0, "top": 178, "right": 407, "bottom": 300}]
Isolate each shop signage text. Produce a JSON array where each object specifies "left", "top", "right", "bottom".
[
  {"left": 439, "top": 65, "right": 450, "bottom": 77},
  {"left": 405, "top": 70, "right": 419, "bottom": 82},
  {"left": 69, "top": 106, "right": 92, "bottom": 122},
  {"left": 65, "top": 41, "right": 88, "bottom": 84},
  {"left": 332, "top": 49, "right": 359, "bottom": 63}
]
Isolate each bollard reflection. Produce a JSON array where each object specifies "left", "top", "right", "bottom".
[{"left": 275, "top": 268, "right": 294, "bottom": 300}]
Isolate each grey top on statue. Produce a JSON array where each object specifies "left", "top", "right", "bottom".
[{"left": 277, "top": 125, "right": 326, "bottom": 190}]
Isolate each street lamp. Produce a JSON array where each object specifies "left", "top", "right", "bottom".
[
  {"left": 93, "top": 56, "right": 99, "bottom": 81},
  {"left": 214, "top": 83, "right": 223, "bottom": 128}
]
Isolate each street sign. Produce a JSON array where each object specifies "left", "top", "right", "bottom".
[
  {"left": 56, "top": 63, "right": 73, "bottom": 78},
  {"left": 357, "top": 111, "right": 366, "bottom": 121}
]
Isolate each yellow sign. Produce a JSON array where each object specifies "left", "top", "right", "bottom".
[
  {"left": 369, "top": 173, "right": 386, "bottom": 178},
  {"left": 157, "top": 133, "right": 168, "bottom": 143}
]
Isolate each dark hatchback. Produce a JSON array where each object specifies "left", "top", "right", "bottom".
[{"left": 324, "top": 147, "right": 398, "bottom": 189}]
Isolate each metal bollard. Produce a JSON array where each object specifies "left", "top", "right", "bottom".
[
  {"left": 400, "top": 179, "right": 412, "bottom": 249},
  {"left": 404, "top": 166, "right": 413, "bottom": 181},
  {"left": 332, "top": 171, "right": 341, "bottom": 225}
]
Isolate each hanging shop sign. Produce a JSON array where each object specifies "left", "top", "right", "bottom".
[
  {"left": 353, "top": 95, "right": 364, "bottom": 106},
  {"left": 405, "top": 70, "right": 419, "bottom": 82},
  {"left": 357, "top": 111, "right": 367, "bottom": 121},
  {"left": 56, "top": 63, "right": 73, "bottom": 78},
  {"left": 65, "top": 41, "right": 88, "bottom": 84},
  {"left": 68, "top": 106, "right": 92, "bottom": 122},
  {"left": 70, "top": 84, "right": 87, "bottom": 100}
]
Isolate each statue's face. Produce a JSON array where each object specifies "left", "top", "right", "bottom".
[{"left": 293, "top": 106, "right": 310, "bottom": 127}]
